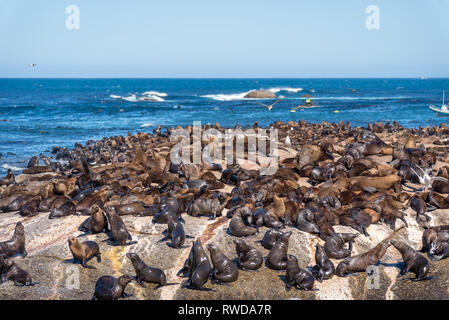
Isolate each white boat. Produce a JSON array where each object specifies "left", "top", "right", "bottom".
[{"left": 429, "top": 91, "right": 449, "bottom": 115}]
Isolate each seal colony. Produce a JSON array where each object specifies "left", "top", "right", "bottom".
[{"left": 0, "top": 120, "right": 449, "bottom": 299}]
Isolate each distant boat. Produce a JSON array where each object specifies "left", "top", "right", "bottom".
[{"left": 429, "top": 91, "right": 449, "bottom": 115}]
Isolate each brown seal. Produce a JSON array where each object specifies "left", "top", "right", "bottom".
[
  {"left": 261, "top": 229, "right": 283, "bottom": 250},
  {"left": 285, "top": 255, "right": 316, "bottom": 291},
  {"left": 267, "top": 231, "right": 292, "bottom": 270},
  {"left": 79, "top": 205, "right": 108, "bottom": 234},
  {"left": 104, "top": 207, "right": 135, "bottom": 246},
  {"left": 406, "top": 195, "right": 431, "bottom": 223},
  {"left": 177, "top": 238, "right": 212, "bottom": 291},
  {"left": 126, "top": 252, "right": 169, "bottom": 288},
  {"left": 0, "top": 222, "right": 27, "bottom": 258},
  {"left": 92, "top": 274, "right": 134, "bottom": 300},
  {"left": 390, "top": 240, "right": 430, "bottom": 281},
  {"left": 0, "top": 169, "right": 15, "bottom": 186},
  {"left": 0, "top": 257, "right": 39, "bottom": 287},
  {"left": 68, "top": 236, "right": 101, "bottom": 269},
  {"left": 311, "top": 243, "right": 334, "bottom": 282},
  {"left": 324, "top": 233, "right": 357, "bottom": 259},
  {"left": 233, "top": 239, "right": 263, "bottom": 271},
  {"left": 207, "top": 243, "right": 239, "bottom": 284},
  {"left": 228, "top": 211, "right": 258, "bottom": 237},
  {"left": 164, "top": 214, "right": 186, "bottom": 248}
]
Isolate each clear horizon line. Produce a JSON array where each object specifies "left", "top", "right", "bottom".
[{"left": 0, "top": 76, "right": 447, "bottom": 80}]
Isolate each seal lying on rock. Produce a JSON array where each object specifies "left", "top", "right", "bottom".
[
  {"left": 233, "top": 239, "right": 263, "bottom": 271},
  {"left": 390, "top": 240, "right": 430, "bottom": 281},
  {"left": 285, "top": 255, "right": 315, "bottom": 291},
  {"left": 0, "top": 257, "right": 39, "bottom": 287},
  {"left": 0, "top": 222, "right": 27, "bottom": 258},
  {"left": 207, "top": 243, "right": 239, "bottom": 284},
  {"left": 68, "top": 237, "right": 101, "bottom": 269},
  {"left": 92, "top": 275, "right": 134, "bottom": 300}
]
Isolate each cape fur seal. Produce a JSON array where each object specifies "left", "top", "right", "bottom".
[
  {"left": 233, "top": 239, "right": 263, "bottom": 271},
  {"left": 324, "top": 233, "right": 357, "bottom": 259},
  {"left": 267, "top": 231, "right": 292, "bottom": 270},
  {"left": 285, "top": 255, "right": 315, "bottom": 291},
  {"left": 178, "top": 238, "right": 212, "bottom": 290},
  {"left": 261, "top": 229, "right": 283, "bottom": 250},
  {"left": 92, "top": 275, "right": 134, "bottom": 300},
  {"left": 390, "top": 240, "right": 430, "bottom": 281},
  {"left": 126, "top": 252, "right": 168, "bottom": 288},
  {"left": 0, "top": 257, "right": 39, "bottom": 287},
  {"left": 207, "top": 243, "right": 239, "bottom": 283},
  {"left": 104, "top": 207, "right": 135, "bottom": 246},
  {"left": 0, "top": 222, "right": 27, "bottom": 258},
  {"left": 311, "top": 243, "right": 334, "bottom": 282},
  {"left": 165, "top": 214, "right": 186, "bottom": 248},
  {"left": 68, "top": 237, "right": 101, "bottom": 269},
  {"left": 228, "top": 212, "right": 258, "bottom": 237}
]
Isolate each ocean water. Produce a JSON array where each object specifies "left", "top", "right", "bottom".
[{"left": 0, "top": 78, "right": 448, "bottom": 175}]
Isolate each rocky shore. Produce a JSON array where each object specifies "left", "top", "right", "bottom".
[{"left": 0, "top": 120, "right": 449, "bottom": 300}]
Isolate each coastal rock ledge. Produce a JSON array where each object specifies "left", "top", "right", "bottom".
[{"left": 0, "top": 120, "right": 448, "bottom": 300}]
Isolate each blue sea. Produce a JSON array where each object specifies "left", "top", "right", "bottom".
[{"left": 0, "top": 78, "right": 448, "bottom": 175}]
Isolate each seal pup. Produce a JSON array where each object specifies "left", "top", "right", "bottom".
[
  {"left": 67, "top": 237, "right": 101, "bottom": 269},
  {"left": 324, "top": 233, "right": 357, "bottom": 260},
  {"left": 233, "top": 239, "right": 263, "bottom": 271},
  {"left": 0, "top": 257, "right": 39, "bottom": 287},
  {"left": 92, "top": 275, "right": 134, "bottom": 300},
  {"left": 311, "top": 243, "right": 334, "bottom": 282},
  {"left": 0, "top": 222, "right": 27, "bottom": 258},
  {"left": 126, "top": 253, "right": 172, "bottom": 288},
  {"left": 178, "top": 238, "right": 212, "bottom": 291},
  {"left": 267, "top": 231, "right": 292, "bottom": 270},
  {"left": 285, "top": 255, "right": 316, "bottom": 291},
  {"left": 390, "top": 240, "right": 430, "bottom": 281},
  {"left": 207, "top": 243, "right": 239, "bottom": 284},
  {"left": 261, "top": 229, "right": 283, "bottom": 250}
]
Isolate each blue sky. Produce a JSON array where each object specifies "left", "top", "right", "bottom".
[{"left": 1, "top": 0, "right": 449, "bottom": 78}]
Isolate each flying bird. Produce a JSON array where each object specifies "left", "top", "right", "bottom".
[
  {"left": 28, "top": 64, "right": 37, "bottom": 67},
  {"left": 255, "top": 98, "right": 283, "bottom": 111}
]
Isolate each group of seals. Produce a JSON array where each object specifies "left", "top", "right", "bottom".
[{"left": 2, "top": 119, "right": 449, "bottom": 298}]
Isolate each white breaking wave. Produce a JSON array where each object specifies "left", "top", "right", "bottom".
[
  {"left": 201, "top": 91, "right": 252, "bottom": 101},
  {"left": 110, "top": 90, "right": 167, "bottom": 102},
  {"left": 201, "top": 87, "right": 303, "bottom": 101},
  {"left": 140, "top": 123, "right": 154, "bottom": 128},
  {"left": 2, "top": 164, "right": 25, "bottom": 171},
  {"left": 267, "top": 87, "right": 303, "bottom": 93},
  {"left": 142, "top": 91, "right": 167, "bottom": 97}
]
